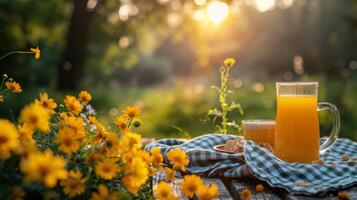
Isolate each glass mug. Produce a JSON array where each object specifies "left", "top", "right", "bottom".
[
  {"left": 274, "top": 82, "right": 340, "bottom": 163},
  {"left": 242, "top": 120, "right": 275, "bottom": 148}
]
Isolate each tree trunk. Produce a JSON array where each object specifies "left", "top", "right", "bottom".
[{"left": 57, "top": 0, "right": 95, "bottom": 91}]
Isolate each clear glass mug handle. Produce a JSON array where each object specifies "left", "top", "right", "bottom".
[{"left": 318, "top": 102, "right": 340, "bottom": 154}]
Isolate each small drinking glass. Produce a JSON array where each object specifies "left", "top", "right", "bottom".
[{"left": 242, "top": 119, "right": 275, "bottom": 148}]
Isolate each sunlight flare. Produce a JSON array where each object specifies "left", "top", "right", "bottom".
[{"left": 206, "top": 1, "right": 229, "bottom": 24}]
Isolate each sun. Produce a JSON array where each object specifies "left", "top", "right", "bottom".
[{"left": 206, "top": 1, "right": 229, "bottom": 24}]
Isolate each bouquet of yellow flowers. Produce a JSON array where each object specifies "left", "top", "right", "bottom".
[{"left": 0, "top": 73, "right": 161, "bottom": 199}]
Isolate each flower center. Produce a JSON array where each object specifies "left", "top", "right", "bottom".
[
  {"left": 0, "top": 135, "right": 8, "bottom": 144},
  {"left": 63, "top": 138, "right": 72, "bottom": 146},
  {"left": 30, "top": 115, "right": 38, "bottom": 124},
  {"left": 103, "top": 166, "right": 111, "bottom": 173},
  {"left": 42, "top": 101, "right": 49, "bottom": 108}
]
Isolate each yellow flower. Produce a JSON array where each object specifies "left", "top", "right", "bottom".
[
  {"left": 123, "top": 106, "right": 141, "bottom": 118},
  {"left": 0, "top": 119, "right": 19, "bottom": 159},
  {"left": 256, "top": 184, "right": 264, "bottom": 192},
  {"left": 95, "top": 159, "right": 120, "bottom": 180},
  {"left": 180, "top": 174, "right": 204, "bottom": 198},
  {"left": 30, "top": 46, "right": 40, "bottom": 59},
  {"left": 60, "top": 115, "right": 86, "bottom": 141},
  {"left": 148, "top": 165, "right": 157, "bottom": 176},
  {"left": 35, "top": 92, "right": 57, "bottom": 115},
  {"left": 20, "top": 150, "right": 68, "bottom": 188},
  {"left": 123, "top": 157, "right": 149, "bottom": 195},
  {"left": 223, "top": 58, "right": 236, "bottom": 67},
  {"left": 64, "top": 95, "right": 82, "bottom": 115},
  {"left": 165, "top": 167, "right": 176, "bottom": 181},
  {"left": 61, "top": 170, "right": 86, "bottom": 197},
  {"left": 11, "top": 186, "right": 26, "bottom": 200},
  {"left": 154, "top": 181, "right": 178, "bottom": 200},
  {"left": 167, "top": 148, "right": 189, "bottom": 172},
  {"left": 114, "top": 114, "right": 129, "bottom": 131},
  {"left": 5, "top": 81, "right": 22, "bottom": 93},
  {"left": 56, "top": 127, "right": 82, "bottom": 154},
  {"left": 17, "top": 123, "right": 35, "bottom": 146},
  {"left": 151, "top": 147, "right": 163, "bottom": 169},
  {"left": 88, "top": 116, "right": 97, "bottom": 124},
  {"left": 240, "top": 188, "right": 252, "bottom": 200},
  {"left": 119, "top": 132, "right": 142, "bottom": 152},
  {"left": 93, "top": 122, "right": 107, "bottom": 144},
  {"left": 197, "top": 184, "right": 220, "bottom": 200},
  {"left": 20, "top": 102, "right": 50, "bottom": 132},
  {"left": 338, "top": 191, "right": 351, "bottom": 199},
  {"left": 104, "top": 132, "right": 121, "bottom": 157},
  {"left": 90, "top": 184, "right": 118, "bottom": 200},
  {"left": 79, "top": 90, "right": 92, "bottom": 105},
  {"left": 0, "top": 95, "right": 4, "bottom": 102}
]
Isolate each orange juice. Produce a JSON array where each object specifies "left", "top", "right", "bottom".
[
  {"left": 275, "top": 95, "right": 320, "bottom": 163},
  {"left": 243, "top": 120, "right": 275, "bottom": 148}
]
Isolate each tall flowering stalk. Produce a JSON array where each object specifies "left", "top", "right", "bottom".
[{"left": 206, "top": 58, "right": 243, "bottom": 134}]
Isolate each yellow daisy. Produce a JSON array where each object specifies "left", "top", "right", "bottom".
[
  {"left": 56, "top": 127, "right": 82, "bottom": 154},
  {"left": 240, "top": 188, "right": 252, "bottom": 200},
  {"left": 151, "top": 147, "right": 163, "bottom": 169},
  {"left": 20, "top": 102, "right": 50, "bottom": 132},
  {"left": 20, "top": 150, "right": 68, "bottom": 188},
  {"left": 154, "top": 181, "right": 178, "bottom": 200},
  {"left": 167, "top": 148, "right": 189, "bottom": 172},
  {"left": 256, "top": 184, "right": 264, "bottom": 192},
  {"left": 114, "top": 114, "right": 129, "bottom": 132},
  {"left": 5, "top": 81, "right": 22, "bottom": 93},
  {"left": 123, "top": 157, "right": 149, "bottom": 195},
  {"left": 60, "top": 115, "right": 86, "bottom": 141},
  {"left": 181, "top": 174, "right": 204, "bottom": 198},
  {"left": 0, "top": 95, "right": 4, "bottom": 102},
  {"left": 93, "top": 122, "right": 108, "bottom": 144},
  {"left": 0, "top": 119, "right": 19, "bottom": 160},
  {"left": 165, "top": 167, "right": 176, "bottom": 181},
  {"left": 197, "top": 184, "right": 220, "bottom": 200},
  {"left": 79, "top": 90, "right": 92, "bottom": 105},
  {"left": 123, "top": 106, "right": 141, "bottom": 118},
  {"left": 64, "top": 95, "right": 82, "bottom": 115},
  {"left": 35, "top": 92, "right": 57, "bottom": 115},
  {"left": 119, "top": 132, "right": 142, "bottom": 152},
  {"left": 223, "top": 58, "right": 236, "bottom": 67},
  {"left": 88, "top": 116, "right": 97, "bottom": 124},
  {"left": 90, "top": 184, "right": 118, "bottom": 200},
  {"left": 30, "top": 46, "right": 40, "bottom": 59},
  {"left": 95, "top": 159, "right": 120, "bottom": 180},
  {"left": 148, "top": 165, "right": 157, "bottom": 176},
  {"left": 17, "top": 123, "right": 35, "bottom": 148},
  {"left": 61, "top": 170, "right": 86, "bottom": 197}
]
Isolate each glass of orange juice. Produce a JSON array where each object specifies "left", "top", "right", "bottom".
[
  {"left": 274, "top": 82, "right": 340, "bottom": 163},
  {"left": 242, "top": 120, "right": 275, "bottom": 148}
]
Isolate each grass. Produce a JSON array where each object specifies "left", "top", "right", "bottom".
[{"left": 1, "top": 77, "right": 356, "bottom": 141}]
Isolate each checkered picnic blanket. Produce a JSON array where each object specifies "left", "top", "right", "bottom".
[{"left": 145, "top": 134, "right": 357, "bottom": 195}]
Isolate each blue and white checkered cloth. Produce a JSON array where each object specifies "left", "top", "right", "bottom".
[{"left": 145, "top": 134, "right": 357, "bottom": 195}]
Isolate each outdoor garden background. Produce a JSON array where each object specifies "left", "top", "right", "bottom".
[{"left": 1, "top": 0, "right": 356, "bottom": 141}]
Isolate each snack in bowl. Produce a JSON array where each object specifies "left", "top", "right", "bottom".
[{"left": 213, "top": 138, "right": 273, "bottom": 154}]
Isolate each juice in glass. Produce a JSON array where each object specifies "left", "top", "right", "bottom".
[
  {"left": 275, "top": 95, "right": 319, "bottom": 163},
  {"left": 243, "top": 120, "right": 275, "bottom": 148}
]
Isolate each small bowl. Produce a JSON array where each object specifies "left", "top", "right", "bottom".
[{"left": 213, "top": 144, "right": 243, "bottom": 155}]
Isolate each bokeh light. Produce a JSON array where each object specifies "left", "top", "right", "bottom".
[
  {"left": 206, "top": 1, "right": 229, "bottom": 24},
  {"left": 255, "top": 0, "right": 275, "bottom": 12}
]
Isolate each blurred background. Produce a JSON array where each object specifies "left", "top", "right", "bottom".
[{"left": 0, "top": 0, "right": 356, "bottom": 140}]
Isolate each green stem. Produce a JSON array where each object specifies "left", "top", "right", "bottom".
[
  {"left": 9, "top": 109, "right": 16, "bottom": 124},
  {"left": 0, "top": 51, "right": 33, "bottom": 61}
]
